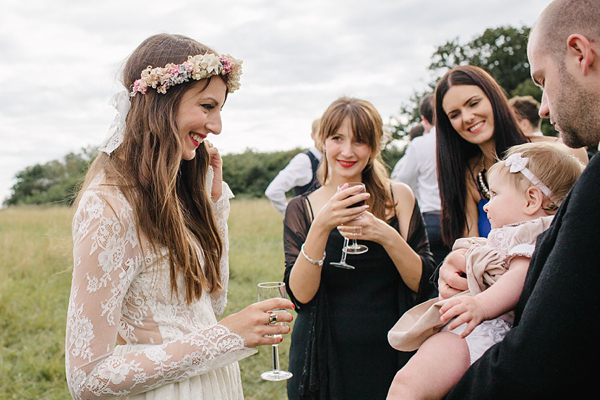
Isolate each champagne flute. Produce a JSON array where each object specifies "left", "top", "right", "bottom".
[
  {"left": 330, "top": 234, "right": 355, "bottom": 269},
  {"left": 331, "top": 182, "right": 369, "bottom": 269},
  {"left": 257, "top": 282, "right": 293, "bottom": 381}
]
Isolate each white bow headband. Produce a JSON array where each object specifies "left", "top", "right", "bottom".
[{"left": 504, "top": 153, "right": 553, "bottom": 199}]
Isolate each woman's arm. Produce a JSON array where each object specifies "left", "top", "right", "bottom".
[
  {"left": 285, "top": 186, "right": 369, "bottom": 304},
  {"left": 355, "top": 183, "right": 423, "bottom": 291},
  {"left": 66, "top": 187, "right": 285, "bottom": 399},
  {"left": 287, "top": 210, "right": 331, "bottom": 304},
  {"left": 208, "top": 175, "right": 234, "bottom": 316}
]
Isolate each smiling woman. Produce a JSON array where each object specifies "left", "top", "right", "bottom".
[
  {"left": 283, "top": 96, "right": 436, "bottom": 400},
  {"left": 176, "top": 78, "right": 226, "bottom": 161},
  {"left": 64, "top": 33, "right": 295, "bottom": 400},
  {"left": 434, "top": 65, "right": 529, "bottom": 247}
]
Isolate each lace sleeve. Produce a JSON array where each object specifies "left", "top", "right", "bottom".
[
  {"left": 210, "top": 173, "right": 235, "bottom": 316},
  {"left": 65, "top": 184, "right": 253, "bottom": 399}
]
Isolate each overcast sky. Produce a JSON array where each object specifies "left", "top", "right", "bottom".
[{"left": 0, "top": 0, "right": 551, "bottom": 204}]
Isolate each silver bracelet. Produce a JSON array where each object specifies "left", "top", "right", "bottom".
[{"left": 300, "top": 243, "right": 326, "bottom": 267}]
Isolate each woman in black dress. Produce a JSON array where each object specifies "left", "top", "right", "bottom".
[{"left": 283, "top": 96, "right": 436, "bottom": 400}]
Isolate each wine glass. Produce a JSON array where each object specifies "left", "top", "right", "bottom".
[
  {"left": 331, "top": 182, "right": 369, "bottom": 269},
  {"left": 330, "top": 234, "right": 355, "bottom": 269},
  {"left": 257, "top": 282, "right": 293, "bottom": 381}
]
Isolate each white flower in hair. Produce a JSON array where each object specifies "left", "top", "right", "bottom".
[
  {"left": 504, "top": 152, "right": 553, "bottom": 198},
  {"left": 198, "top": 53, "right": 221, "bottom": 74},
  {"left": 505, "top": 153, "right": 529, "bottom": 173}
]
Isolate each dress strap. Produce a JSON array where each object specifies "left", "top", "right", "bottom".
[
  {"left": 388, "top": 182, "right": 399, "bottom": 221},
  {"left": 304, "top": 195, "right": 315, "bottom": 223}
]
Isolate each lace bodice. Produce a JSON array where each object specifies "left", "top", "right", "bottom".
[{"left": 65, "top": 171, "right": 255, "bottom": 399}]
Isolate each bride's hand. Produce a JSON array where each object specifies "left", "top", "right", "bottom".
[
  {"left": 205, "top": 141, "right": 223, "bottom": 202},
  {"left": 220, "top": 298, "right": 295, "bottom": 347}
]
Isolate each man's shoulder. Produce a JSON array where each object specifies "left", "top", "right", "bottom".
[
  {"left": 287, "top": 151, "right": 312, "bottom": 166},
  {"left": 406, "top": 133, "right": 435, "bottom": 154}
]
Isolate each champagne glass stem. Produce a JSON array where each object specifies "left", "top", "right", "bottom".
[
  {"left": 340, "top": 237, "right": 349, "bottom": 263},
  {"left": 257, "top": 282, "right": 293, "bottom": 381},
  {"left": 271, "top": 344, "right": 280, "bottom": 372}
]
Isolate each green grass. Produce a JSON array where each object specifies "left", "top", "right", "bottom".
[{"left": 0, "top": 199, "right": 293, "bottom": 399}]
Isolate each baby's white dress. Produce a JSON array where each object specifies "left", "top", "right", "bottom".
[
  {"left": 389, "top": 217, "right": 554, "bottom": 364},
  {"left": 65, "top": 171, "right": 255, "bottom": 399}
]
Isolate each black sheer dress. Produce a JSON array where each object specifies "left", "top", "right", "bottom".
[{"left": 283, "top": 192, "right": 436, "bottom": 400}]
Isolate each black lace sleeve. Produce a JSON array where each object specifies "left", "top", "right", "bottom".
[
  {"left": 406, "top": 199, "right": 437, "bottom": 304},
  {"left": 283, "top": 195, "right": 312, "bottom": 307}
]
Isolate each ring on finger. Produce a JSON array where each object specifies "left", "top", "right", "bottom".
[{"left": 268, "top": 311, "right": 277, "bottom": 324}]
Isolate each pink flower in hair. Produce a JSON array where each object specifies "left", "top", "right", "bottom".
[{"left": 220, "top": 55, "right": 233, "bottom": 73}]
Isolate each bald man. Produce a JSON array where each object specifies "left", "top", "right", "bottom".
[{"left": 438, "top": 0, "right": 600, "bottom": 398}]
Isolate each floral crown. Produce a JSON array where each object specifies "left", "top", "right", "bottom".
[
  {"left": 130, "top": 53, "right": 242, "bottom": 96},
  {"left": 98, "top": 52, "right": 242, "bottom": 155}
]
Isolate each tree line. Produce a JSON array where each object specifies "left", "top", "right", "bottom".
[
  {"left": 8, "top": 24, "right": 586, "bottom": 207},
  {"left": 3, "top": 145, "right": 403, "bottom": 206}
]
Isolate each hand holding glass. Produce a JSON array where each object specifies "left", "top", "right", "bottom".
[
  {"left": 331, "top": 182, "right": 369, "bottom": 269},
  {"left": 257, "top": 282, "right": 293, "bottom": 381}
]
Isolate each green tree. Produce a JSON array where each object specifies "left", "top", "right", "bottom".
[
  {"left": 222, "top": 148, "right": 304, "bottom": 198},
  {"left": 395, "top": 25, "right": 550, "bottom": 133},
  {"left": 4, "top": 147, "right": 96, "bottom": 206},
  {"left": 430, "top": 25, "right": 535, "bottom": 96}
]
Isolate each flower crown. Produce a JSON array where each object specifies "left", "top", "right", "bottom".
[
  {"left": 99, "top": 53, "right": 242, "bottom": 155},
  {"left": 130, "top": 53, "right": 242, "bottom": 96}
]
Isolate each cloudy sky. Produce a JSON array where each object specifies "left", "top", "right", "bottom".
[{"left": 0, "top": 0, "right": 551, "bottom": 204}]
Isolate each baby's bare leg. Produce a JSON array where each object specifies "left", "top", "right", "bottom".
[{"left": 387, "top": 332, "right": 470, "bottom": 400}]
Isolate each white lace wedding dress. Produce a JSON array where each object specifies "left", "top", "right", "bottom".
[{"left": 65, "top": 171, "right": 256, "bottom": 399}]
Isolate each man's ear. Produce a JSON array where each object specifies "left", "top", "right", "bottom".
[
  {"left": 524, "top": 186, "right": 545, "bottom": 215},
  {"left": 566, "top": 34, "right": 597, "bottom": 76}
]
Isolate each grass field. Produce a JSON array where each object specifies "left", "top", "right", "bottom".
[{"left": 0, "top": 199, "right": 293, "bottom": 399}]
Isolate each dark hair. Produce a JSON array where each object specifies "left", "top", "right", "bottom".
[
  {"left": 509, "top": 95, "right": 541, "bottom": 129},
  {"left": 409, "top": 124, "right": 425, "bottom": 140},
  {"left": 434, "top": 65, "right": 529, "bottom": 246},
  {"left": 419, "top": 93, "right": 434, "bottom": 125}
]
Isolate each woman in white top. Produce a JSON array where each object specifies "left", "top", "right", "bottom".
[{"left": 65, "top": 33, "right": 293, "bottom": 399}]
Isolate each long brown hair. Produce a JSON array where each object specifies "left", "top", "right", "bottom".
[
  {"left": 317, "top": 96, "right": 393, "bottom": 219},
  {"left": 79, "top": 34, "right": 230, "bottom": 303}
]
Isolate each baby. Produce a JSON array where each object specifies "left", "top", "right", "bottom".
[{"left": 386, "top": 142, "right": 584, "bottom": 399}]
